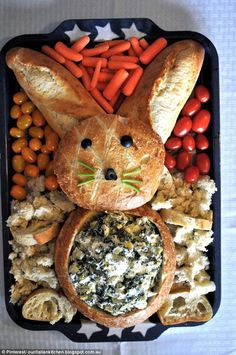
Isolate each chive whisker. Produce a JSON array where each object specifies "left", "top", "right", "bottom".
[
  {"left": 78, "top": 160, "right": 96, "bottom": 172},
  {"left": 78, "top": 178, "right": 95, "bottom": 186},
  {"left": 76, "top": 172, "right": 95, "bottom": 177},
  {"left": 123, "top": 168, "right": 141, "bottom": 177},
  {"left": 122, "top": 179, "right": 142, "bottom": 184},
  {"left": 122, "top": 181, "right": 140, "bottom": 192}
]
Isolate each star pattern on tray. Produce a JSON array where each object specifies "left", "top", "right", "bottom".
[
  {"left": 94, "top": 23, "right": 119, "bottom": 41},
  {"left": 65, "top": 24, "right": 91, "bottom": 43},
  {"left": 121, "top": 22, "right": 147, "bottom": 39},
  {"left": 77, "top": 319, "right": 103, "bottom": 339},
  {"left": 131, "top": 321, "right": 157, "bottom": 337},
  {"left": 107, "top": 327, "right": 124, "bottom": 338}
]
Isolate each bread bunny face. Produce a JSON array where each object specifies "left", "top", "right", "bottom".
[{"left": 54, "top": 114, "right": 164, "bottom": 210}]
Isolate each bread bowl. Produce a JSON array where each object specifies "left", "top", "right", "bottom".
[
  {"left": 54, "top": 113, "right": 165, "bottom": 211},
  {"left": 55, "top": 205, "right": 176, "bottom": 328}
]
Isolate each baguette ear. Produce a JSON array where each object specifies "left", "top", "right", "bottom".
[
  {"left": 118, "top": 40, "right": 204, "bottom": 143},
  {"left": 6, "top": 47, "right": 104, "bottom": 137}
]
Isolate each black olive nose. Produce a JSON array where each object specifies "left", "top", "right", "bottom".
[{"left": 105, "top": 168, "right": 117, "bottom": 180}]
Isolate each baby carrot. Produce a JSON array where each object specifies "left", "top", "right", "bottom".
[
  {"left": 130, "top": 37, "right": 143, "bottom": 56},
  {"left": 97, "top": 72, "right": 113, "bottom": 82},
  {"left": 103, "top": 69, "right": 129, "bottom": 100},
  {"left": 108, "top": 61, "right": 139, "bottom": 70},
  {"left": 139, "top": 38, "right": 149, "bottom": 49},
  {"left": 122, "top": 67, "right": 143, "bottom": 96},
  {"left": 95, "top": 39, "right": 126, "bottom": 48},
  {"left": 140, "top": 37, "right": 167, "bottom": 65},
  {"left": 109, "top": 89, "right": 121, "bottom": 107},
  {"left": 79, "top": 64, "right": 91, "bottom": 90},
  {"left": 91, "top": 88, "right": 114, "bottom": 113},
  {"left": 41, "top": 45, "right": 66, "bottom": 64},
  {"left": 71, "top": 35, "right": 90, "bottom": 52},
  {"left": 81, "top": 44, "right": 109, "bottom": 57},
  {"left": 101, "top": 68, "right": 113, "bottom": 73},
  {"left": 128, "top": 47, "right": 136, "bottom": 56},
  {"left": 54, "top": 42, "right": 83, "bottom": 61},
  {"left": 110, "top": 55, "right": 139, "bottom": 63},
  {"left": 101, "top": 41, "right": 131, "bottom": 58},
  {"left": 90, "top": 59, "right": 102, "bottom": 89},
  {"left": 82, "top": 57, "right": 107, "bottom": 68},
  {"left": 64, "top": 60, "right": 83, "bottom": 78}
]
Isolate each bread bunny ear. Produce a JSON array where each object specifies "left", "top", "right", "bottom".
[
  {"left": 117, "top": 40, "right": 204, "bottom": 143},
  {"left": 6, "top": 47, "right": 105, "bottom": 137}
]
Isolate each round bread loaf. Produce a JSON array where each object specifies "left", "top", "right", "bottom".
[
  {"left": 54, "top": 114, "right": 165, "bottom": 211},
  {"left": 54, "top": 205, "right": 176, "bottom": 328}
]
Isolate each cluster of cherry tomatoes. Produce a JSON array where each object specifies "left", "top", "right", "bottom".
[
  {"left": 10, "top": 91, "right": 59, "bottom": 200},
  {"left": 164, "top": 85, "right": 211, "bottom": 183}
]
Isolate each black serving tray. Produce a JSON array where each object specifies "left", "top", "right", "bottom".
[{"left": 0, "top": 18, "right": 221, "bottom": 342}]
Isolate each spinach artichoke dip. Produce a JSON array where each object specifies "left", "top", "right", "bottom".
[{"left": 68, "top": 212, "right": 163, "bottom": 316}]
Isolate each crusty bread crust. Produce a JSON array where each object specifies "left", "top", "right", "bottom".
[
  {"left": 157, "top": 294, "right": 213, "bottom": 325},
  {"left": 22, "top": 288, "right": 76, "bottom": 324},
  {"left": 54, "top": 114, "right": 165, "bottom": 211},
  {"left": 10, "top": 221, "right": 60, "bottom": 246},
  {"left": 118, "top": 40, "right": 205, "bottom": 143},
  {"left": 6, "top": 47, "right": 104, "bottom": 137},
  {"left": 160, "top": 209, "right": 213, "bottom": 230},
  {"left": 22, "top": 288, "right": 61, "bottom": 322},
  {"left": 55, "top": 206, "right": 176, "bottom": 328}
]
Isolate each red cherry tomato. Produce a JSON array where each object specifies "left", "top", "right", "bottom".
[
  {"left": 164, "top": 151, "right": 176, "bottom": 170},
  {"left": 165, "top": 137, "right": 182, "bottom": 151},
  {"left": 176, "top": 151, "right": 191, "bottom": 171},
  {"left": 192, "top": 110, "right": 211, "bottom": 133},
  {"left": 182, "top": 98, "right": 201, "bottom": 116},
  {"left": 194, "top": 85, "right": 210, "bottom": 103},
  {"left": 173, "top": 117, "right": 192, "bottom": 137},
  {"left": 184, "top": 166, "right": 200, "bottom": 183},
  {"left": 182, "top": 134, "right": 196, "bottom": 152},
  {"left": 195, "top": 134, "right": 209, "bottom": 150},
  {"left": 195, "top": 153, "right": 210, "bottom": 174}
]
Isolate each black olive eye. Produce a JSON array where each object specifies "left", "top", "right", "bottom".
[
  {"left": 120, "top": 135, "right": 133, "bottom": 148},
  {"left": 81, "top": 138, "right": 92, "bottom": 149}
]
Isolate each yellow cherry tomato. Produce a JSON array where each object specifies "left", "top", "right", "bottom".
[
  {"left": 11, "top": 137, "right": 28, "bottom": 154},
  {"left": 24, "top": 164, "right": 40, "bottom": 178},
  {"left": 37, "top": 153, "right": 50, "bottom": 170},
  {"left": 29, "top": 138, "right": 42, "bottom": 151},
  {"left": 44, "top": 175, "right": 58, "bottom": 191},
  {"left": 21, "top": 147, "right": 37, "bottom": 163},
  {"left": 28, "top": 126, "right": 44, "bottom": 139},
  {"left": 10, "top": 185, "right": 27, "bottom": 200},
  {"left": 17, "top": 114, "right": 32, "bottom": 130},
  {"left": 9, "top": 127, "right": 25, "bottom": 138},
  {"left": 32, "top": 110, "right": 46, "bottom": 127},
  {"left": 13, "top": 92, "right": 28, "bottom": 105},
  {"left": 21, "top": 101, "right": 35, "bottom": 114},
  {"left": 12, "top": 155, "right": 26, "bottom": 173},
  {"left": 41, "top": 144, "right": 51, "bottom": 154},
  {"left": 10, "top": 105, "right": 22, "bottom": 119},
  {"left": 12, "top": 173, "right": 27, "bottom": 186}
]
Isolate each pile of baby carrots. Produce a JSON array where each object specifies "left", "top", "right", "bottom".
[{"left": 41, "top": 35, "right": 167, "bottom": 113}]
